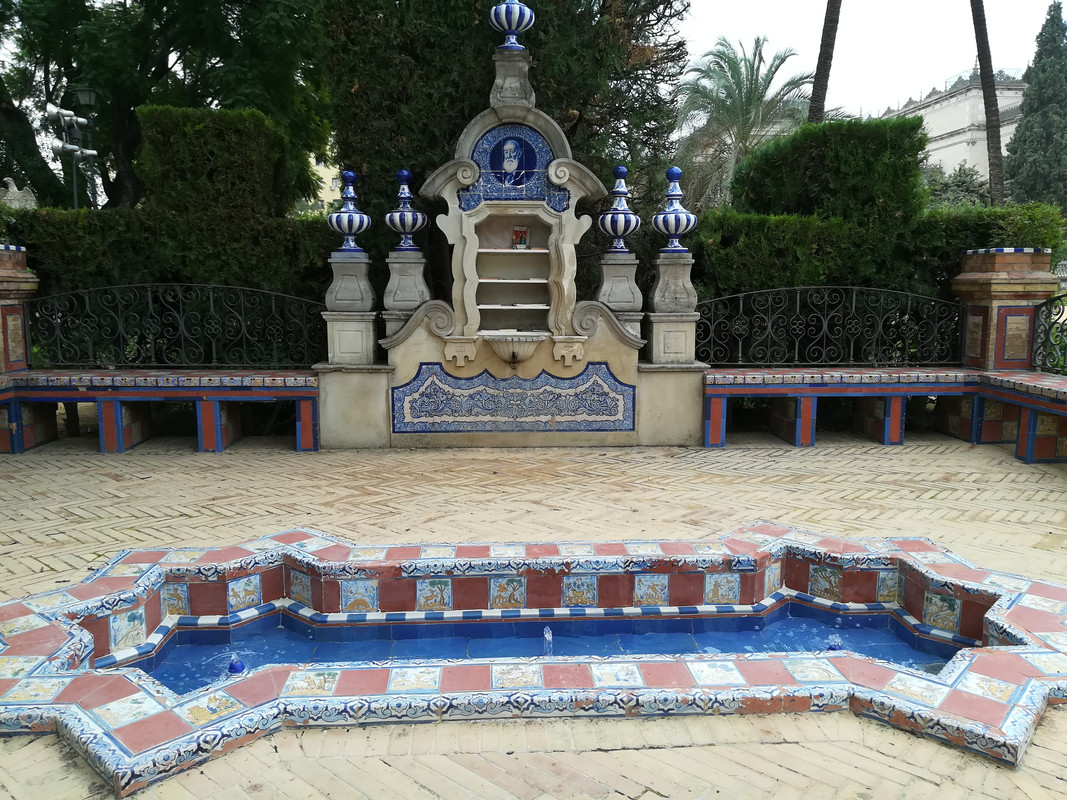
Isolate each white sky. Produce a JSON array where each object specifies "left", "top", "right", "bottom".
[{"left": 677, "top": 0, "right": 1059, "bottom": 116}]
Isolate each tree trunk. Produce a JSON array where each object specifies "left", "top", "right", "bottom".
[
  {"left": 0, "top": 75, "right": 68, "bottom": 207},
  {"left": 808, "top": 0, "right": 843, "bottom": 124},
  {"left": 970, "top": 0, "right": 1004, "bottom": 206}
]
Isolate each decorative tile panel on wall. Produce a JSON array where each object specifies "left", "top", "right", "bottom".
[{"left": 392, "top": 362, "right": 635, "bottom": 433}]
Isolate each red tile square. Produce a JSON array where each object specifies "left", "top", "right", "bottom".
[
  {"left": 893, "top": 540, "right": 939, "bottom": 552},
  {"left": 783, "top": 557, "right": 809, "bottom": 593},
  {"left": 959, "top": 600, "right": 991, "bottom": 641},
  {"left": 0, "top": 603, "right": 33, "bottom": 622},
  {"left": 310, "top": 578, "right": 325, "bottom": 611},
  {"left": 833, "top": 657, "right": 896, "bottom": 690},
  {"left": 68, "top": 578, "right": 136, "bottom": 600},
  {"left": 456, "top": 545, "right": 491, "bottom": 558},
  {"left": 542, "top": 664, "right": 594, "bottom": 689},
  {"left": 939, "top": 690, "right": 1010, "bottom": 728},
  {"left": 440, "top": 664, "right": 492, "bottom": 692},
  {"left": 334, "top": 668, "right": 391, "bottom": 696},
  {"left": 120, "top": 551, "right": 166, "bottom": 564},
  {"left": 980, "top": 421, "right": 1004, "bottom": 443},
  {"left": 272, "top": 531, "right": 311, "bottom": 544},
  {"left": 525, "top": 544, "right": 559, "bottom": 558},
  {"left": 735, "top": 659, "right": 796, "bottom": 686},
  {"left": 597, "top": 575, "right": 633, "bottom": 608},
  {"left": 781, "top": 695, "right": 812, "bottom": 712},
  {"left": 314, "top": 545, "right": 351, "bottom": 562},
  {"left": 260, "top": 567, "right": 284, "bottom": 603},
  {"left": 112, "top": 711, "right": 194, "bottom": 753},
  {"left": 144, "top": 591, "right": 162, "bottom": 635},
  {"left": 739, "top": 573, "right": 760, "bottom": 604},
  {"left": 1034, "top": 437, "right": 1057, "bottom": 460},
  {"left": 226, "top": 667, "right": 293, "bottom": 706},
  {"left": 931, "top": 563, "right": 990, "bottom": 584},
  {"left": 593, "top": 543, "right": 627, "bottom": 556},
  {"left": 188, "top": 581, "right": 228, "bottom": 615},
  {"left": 525, "top": 575, "right": 561, "bottom": 608},
  {"left": 668, "top": 573, "right": 704, "bottom": 606},
  {"left": 748, "top": 522, "right": 790, "bottom": 536},
  {"left": 81, "top": 616, "right": 111, "bottom": 660},
  {"left": 55, "top": 675, "right": 139, "bottom": 709},
  {"left": 723, "top": 538, "right": 759, "bottom": 554},
  {"left": 1, "top": 625, "right": 70, "bottom": 656},
  {"left": 738, "top": 695, "right": 783, "bottom": 714},
  {"left": 1028, "top": 582, "right": 1067, "bottom": 602},
  {"left": 378, "top": 579, "right": 416, "bottom": 612},
  {"left": 842, "top": 570, "right": 879, "bottom": 604},
  {"left": 639, "top": 662, "right": 695, "bottom": 689},
  {"left": 0, "top": 679, "right": 20, "bottom": 698},
  {"left": 1003, "top": 404, "right": 1020, "bottom": 422},
  {"left": 658, "top": 542, "right": 696, "bottom": 556},
  {"left": 969, "top": 652, "right": 1044, "bottom": 684},
  {"left": 385, "top": 546, "right": 422, "bottom": 560},
  {"left": 452, "top": 577, "right": 489, "bottom": 610},
  {"left": 1005, "top": 605, "right": 1064, "bottom": 632},
  {"left": 903, "top": 578, "right": 925, "bottom": 620},
  {"left": 321, "top": 581, "right": 340, "bottom": 614}
]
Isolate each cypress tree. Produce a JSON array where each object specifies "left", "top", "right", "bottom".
[{"left": 1005, "top": 2, "right": 1067, "bottom": 206}]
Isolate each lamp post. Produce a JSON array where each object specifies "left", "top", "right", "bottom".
[
  {"left": 74, "top": 87, "right": 98, "bottom": 210},
  {"left": 47, "top": 90, "right": 98, "bottom": 210}
]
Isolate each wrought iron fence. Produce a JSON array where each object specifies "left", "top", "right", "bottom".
[
  {"left": 1033, "top": 293, "right": 1067, "bottom": 375},
  {"left": 25, "top": 284, "right": 327, "bottom": 369},
  {"left": 695, "top": 286, "right": 962, "bottom": 366}
]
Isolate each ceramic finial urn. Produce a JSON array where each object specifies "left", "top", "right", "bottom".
[
  {"left": 384, "top": 169, "right": 427, "bottom": 252},
  {"left": 327, "top": 170, "right": 371, "bottom": 252},
  {"left": 652, "top": 167, "right": 697, "bottom": 252},
  {"left": 597, "top": 166, "right": 641, "bottom": 253},
  {"left": 489, "top": 0, "right": 535, "bottom": 50}
]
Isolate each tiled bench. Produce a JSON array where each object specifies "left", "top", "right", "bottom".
[
  {"left": 0, "top": 370, "right": 319, "bottom": 454},
  {"left": 703, "top": 368, "right": 1067, "bottom": 464}
]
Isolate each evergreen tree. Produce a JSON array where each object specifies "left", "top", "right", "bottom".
[{"left": 1006, "top": 2, "right": 1067, "bottom": 208}]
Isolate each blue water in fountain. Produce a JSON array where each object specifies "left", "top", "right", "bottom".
[{"left": 145, "top": 605, "right": 957, "bottom": 696}]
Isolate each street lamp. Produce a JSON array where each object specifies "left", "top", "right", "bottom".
[{"left": 47, "top": 90, "right": 98, "bottom": 210}]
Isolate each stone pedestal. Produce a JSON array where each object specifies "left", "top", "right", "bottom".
[
  {"left": 596, "top": 252, "right": 642, "bottom": 312},
  {"left": 383, "top": 251, "right": 431, "bottom": 312},
  {"left": 951, "top": 248, "right": 1058, "bottom": 371},
  {"left": 614, "top": 312, "right": 643, "bottom": 338},
  {"left": 1, "top": 245, "right": 37, "bottom": 373},
  {"left": 323, "top": 311, "right": 378, "bottom": 365},
  {"left": 644, "top": 312, "right": 700, "bottom": 364},
  {"left": 648, "top": 250, "right": 697, "bottom": 313},
  {"left": 325, "top": 251, "right": 375, "bottom": 312}
]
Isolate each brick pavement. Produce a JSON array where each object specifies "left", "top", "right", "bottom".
[{"left": 0, "top": 431, "right": 1064, "bottom": 798}]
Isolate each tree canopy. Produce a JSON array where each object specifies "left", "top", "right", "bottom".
[
  {"left": 671, "top": 37, "right": 812, "bottom": 210},
  {"left": 1005, "top": 1, "right": 1067, "bottom": 208},
  {"left": 0, "top": 0, "right": 331, "bottom": 208}
]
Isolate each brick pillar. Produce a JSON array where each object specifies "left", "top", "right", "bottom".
[
  {"left": 952, "top": 248, "right": 1058, "bottom": 371},
  {"left": 196, "top": 400, "right": 244, "bottom": 452},
  {"left": 1, "top": 244, "right": 36, "bottom": 373},
  {"left": 98, "top": 401, "right": 152, "bottom": 453},
  {"left": 852, "top": 396, "right": 906, "bottom": 445},
  {"left": 769, "top": 397, "right": 817, "bottom": 446}
]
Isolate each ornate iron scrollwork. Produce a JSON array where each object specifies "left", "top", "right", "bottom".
[
  {"left": 25, "top": 284, "right": 326, "bottom": 369},
  {"left": 1033, "top": 293, "right": 1067, "bottom": 375},
  {"left": 695, "top": 287, "right": 962, "bottom": 366}
]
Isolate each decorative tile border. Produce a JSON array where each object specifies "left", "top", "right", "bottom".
[{"left": 0, "top": 522, "right": 1064, "bottom": 796}]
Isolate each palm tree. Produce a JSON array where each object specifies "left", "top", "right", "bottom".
[
  {"left": 808, "top": 0, "right": 843, "bottom": 123},
  {"left": 970, "top": 0, "right": 1004, "bottom": 205},
  {"left": 672, "top": 37, "right": 813, "bottom": 208}
]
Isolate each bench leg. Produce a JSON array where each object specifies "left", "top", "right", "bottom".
[
  {"left": 98, "top": 401, "right": 151, "bottom": 453},
  {"left": 1015, "top": 408, "right": 1067, "bottom": 463},
  {"left": 1, "top": 401, "right": 58, "bottom": 454},
  {"left": 295, "top": 399, "right": 318, "bottom": 452},
  {"left": 770, "top": 397, "right": 816, "bottom": 447},
  {"left": 196, "top": 401, "right": 243, "bottom": 452},
  {"left": 704, "top": 396, "right": 727, "bottom": 448},
  {"left": 853, "top": 396, "right": 904, "bottom": 445}
]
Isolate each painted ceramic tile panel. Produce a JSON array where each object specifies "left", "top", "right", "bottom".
[
  {"left": 0, "top": 614, "right": 49, "bottom": 638},
  {"left": 109, "top": 608, "right": 147, "bottom": 652},
  {"left": 340, "top": 580, "right": 378, "bottom": 612},
  {"left": 282, "top": 670, "right": 340, "bottom": 696},
  {"left": 924, "top": 592, "right": 961, "bottom": 632},
  {"left": 24, "top": 591, "right": 79, "bottom": 612},
  {"left": 420, "top": 546, "right": 455, "bottom": 559},
  {"left": 688, "top": 661, "right": 746, "bottom": 686},
  {"left": 633, "top": 575, "right": 669, "bottom": 606},
  {"left": 0, "top": 677, "right": 69, "bottom": 702},
  {"left": 808, "top": 565, "right": 842, "bottom": 602},
  {"left": 764, "top": 562, "right": 782, "bottom": 594},
  {"left": 490, "top": 545, "right": 525, "bottom": 558},
  {"left": 161, "top": 550, "right": 207, "bottom": 564},
  {"left": 956, "top": 671, "right": 1018, "bottom": 703},
  {"left": 416, "top": 578, "right": 452, "bottom": 611},
  {"left": 289, "top": 570, "right": 312, "bottom": 607},
  {"left": 94, "top": 692, "right": 165, "bottom": 727},
  {"left": 0, "top": 656, "right": 40, "bottom": 679},
  {"left": 227, "top": 575, "right": 262, "bottom": 613},
  {"left": 625, "top": 543, "right": 660, "bottom": 555},
  {"left": 161, "top": 583, "right": 189, "bottom": 617},
  {"left": 704, "top": 573, "right": 740, "bottom": 604},
  {"left": 693, "top": 542, "right": 728, "bottom": 554},
  {"left": 562, "top": 576, "right": 597, "bottom": 607},
  {"left": 783, "top": 658, "right": 844, "bottom": 683},
  {"left": 1017, "top": 594, "right": 1067, "bottom": 615},
  {"left": 348, "top": 547, "right": 387, "bottom": 560},
  {"left": 106, "top": 564, "right": 151, "bottom": 577},
  {"left": 558, "top": 544, "right": 595, "bottom": 556},
  {"left": 590, "top": 663, "right": 644, "bottom": 688},
  {"left": 877, "top": 570, "right": 899, "bottom": 603},
  {"left": 983, "top": 574, "right": 1030, "bottom": 593},
  {"left": 174, "top": 691, "right": 244, "bottom": 727},
  {"left": 492, "top": 664, "right": 541, "bottom": 689},
  {"left": 489, "top": 577, "right": 525, "bottom": 609},
  {"left": 884, "top": 673, "right": 951, "bottom": 705},
  {"left": 1019, "top": 651, "right": 1067, "bottom": 675},
  {"left": 388, "top": 667, "right": 440, "bottom": 692}
]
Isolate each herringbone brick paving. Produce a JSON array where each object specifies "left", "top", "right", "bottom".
[{"left": 0, "top": 431, "right": 1065, "bottom": 798}]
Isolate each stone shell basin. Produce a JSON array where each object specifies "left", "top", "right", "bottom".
[{"left": 481, "top": 332, "right": 547, "bottom": 364}]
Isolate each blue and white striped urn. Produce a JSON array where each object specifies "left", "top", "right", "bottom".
[
  {"left": 384, "top": 169, "right": 427, "bottom": 252},
  {"left": 598, "top": 165, "right": 641, "bottom": 253},
  {"left": 489, "top": 0, "right": 535, "bottom": 50},
  {"left": 327, "top": 170, "right": 371, "bottom": 252},
  {"left": 652, "top": 166, "right": 698, "bottom": 252}
]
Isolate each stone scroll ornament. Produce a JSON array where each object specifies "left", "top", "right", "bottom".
[
  {"left": 326, "top": 171, "right": 371, "bottom": 251},
  {"left": 651, "top": 166, "right": 698, "bottom": 252},
  {"left": 489, "top": 0, "right": 536, "bottom": 50},
  {"left": 384, "top": 169, "right": 427, "bottom": 252},
  {"left": 597, "top": 166, "right": 642, "bottom": 253}
]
